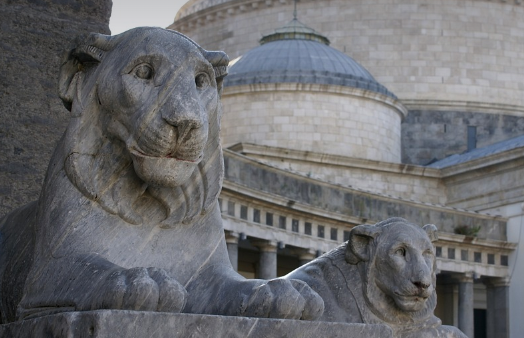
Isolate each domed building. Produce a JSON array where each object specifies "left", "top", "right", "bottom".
[
  {"left": 169, "top": 3, "right": 524, "bottom": 338},
  {"left": 221, "top": 18, "right": 406, "bottom": 163}
]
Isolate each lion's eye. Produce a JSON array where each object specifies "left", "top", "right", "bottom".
[
  {"left": 395, "top": 248, "right": 406, "bottom": 257},
  {"left": 195, "top": 73, "right": 210, "bottom": 89},
  {"left": 134, "top": 64, "right": 153, "bottom": 80}
]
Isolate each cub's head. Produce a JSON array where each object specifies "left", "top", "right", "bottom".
[
  {"left": 345, "top": 218, "right": 438, "bottom": 323},
  {"left": 57, "top": 28, "right": 229, "bottom": 225}
]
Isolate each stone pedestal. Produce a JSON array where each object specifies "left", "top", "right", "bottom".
[
  {"left": 253, "top": 240, "right": 278, "bottom": 279},
  {"left": 0, "top": 311, "right": 393, "bottom": 338},
  {"left": 225, "top": 231, "right": 239, "bottom": 271},
  {"left": 458, "top": 274, "right": 474, "bottom": 338},
  {"left": 486, "top": 277, "right": 510, "bottom": 338}
]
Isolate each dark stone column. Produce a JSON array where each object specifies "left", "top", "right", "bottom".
[
  {"left": 253, "top": 240, "right": 277, "bottom": 280},
  {"left": 458, "top": 273, "right": 474, "bottom": 338},
  {"left": 486, "top": 277, "right": 510, "bottom": 338},
  {"left": 224, "top": 231, "right": 239, "bottom": 271},
  {"left": 298, "top": 249, "right": 316, "bottom": 266}
]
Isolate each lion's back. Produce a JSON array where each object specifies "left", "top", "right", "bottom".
[{"left": 0, "top": 201, "right": 37, "bottom": 323}]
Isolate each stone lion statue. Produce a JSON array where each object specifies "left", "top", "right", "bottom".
[
  {"left": 0, "top": 27, "right": 323, "bottom": 323},
  {"left": 285, "top": 218, "right": 467, "bottom": 338}
]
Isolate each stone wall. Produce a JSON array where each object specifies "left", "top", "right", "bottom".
[
  {"left": 171, "top": 0, "right": 524, "bottom": 111},
  {"left": 402, "top": 110, "right": 524, "bottom": 165},
  {"left": 222, "top": 84, "right": 405, "bottom": 163},
  {"left": 0, "top": 0, "right": 112, "bottom": 216}
]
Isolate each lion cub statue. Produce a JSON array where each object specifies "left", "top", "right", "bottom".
[
  {"left": 0, "top": 27, "right": 323, "bottom": 323},
  {"left": 286, "top": 218, "right": 467, "bottom": 338}
]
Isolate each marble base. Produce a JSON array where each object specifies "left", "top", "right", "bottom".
[{"left": 0, "top": 310, "right": 393, "bottom": 338}]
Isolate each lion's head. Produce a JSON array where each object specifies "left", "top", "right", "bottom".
[
  {"left": 57, "top": 28, "right": 229, "bottom": 226},
  {"left": 345, "top": 217, "right": 438, "bottom": 325}
]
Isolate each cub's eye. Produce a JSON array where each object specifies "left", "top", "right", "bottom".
[
  {"left": 133, "top": 64, "right": 153, "bottom": 80},
  {"left": 395, "top": 247, "right": 406, "bottom": 257},
  {"left": 195, "top": 73, "right": 210, "bottom": 89}
]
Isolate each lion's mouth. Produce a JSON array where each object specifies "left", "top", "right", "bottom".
[
  {"left": 130, "top": 147, "right": 202, "bottom": 163},
  {"left": 395, "top": 292, "right": 430, "bottom": 302},
  {"left": 128, "top": 147, "right": 202, "bottom": 187}
]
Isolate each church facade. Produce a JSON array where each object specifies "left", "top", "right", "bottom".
[{"left": 168, "top": 1, "right": 524, "bottom": 337}]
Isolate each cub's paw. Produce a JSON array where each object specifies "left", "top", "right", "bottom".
[
  {"left": 241, "top": 279, "right": 324, "bottom": 320},
  {"left": 93, "top": 267, "right": 187, "bottom": 313}
]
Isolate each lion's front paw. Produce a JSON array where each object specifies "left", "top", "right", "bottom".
[
  {"left": 93, "top": 267, "right": 187, "bottom": 313},
  {"left": 241, "top": 279, "right": 324, "bottom": 320}
]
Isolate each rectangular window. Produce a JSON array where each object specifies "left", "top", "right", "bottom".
[
  {"left": 318, "top": 225, "right": 325, "bottom": 238},
  {"left": 436, "top": 247, "right": 442, "bottom": 257},
  {"left": 227, "top": 201, "right": 235, "bottom": 217},
  {"left": 461, "top": 250, "right": 468, "bottom": 261},
  {"left": 218, "top": 198, "right": 223, "bottom": 212},
  {"left": 448, "top": 248, "right": 455, "bottom": 260},
  {"left": 474, "top": 252, "right": 482, "bottom": 263},
  {"left": 487, "top": 253, "right": 495, "bottom": 265},
  {"left": 305, "top": 222, "right": 312, "bottom": 235},
  {"left": 343, "top": 230, "right": 350, "bottom": 242},
  {"left": 330, "top": 228, "right": 338, "bottom": 241},
  {"left": 253, "top": 209, "right": 260, "bottom": 223},
  {"left": 501, "top": 255, "right": 508, "bottom": 266},
  {"left": 266, "top": 213, "right": 273, "bottom": 226},
  {"left": 292, "top": 219, "right": 299, "bottom": 233},
  {"left": 240, "top": 205, "right": 248, "bottom": 220},
  {"left": 279, "top": 216, "right": 286, "bottom": 229}
]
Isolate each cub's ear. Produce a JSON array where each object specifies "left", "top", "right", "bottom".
[
  {"left": 423, "top": 224, "right": 439, "bottom": 242},
  {"left": 204, "top": 50, "right": 229, "bottom": 96},
  {"left": 58, "top": 33, "right": 112, "bottom": 112},
  {"left": 345, "top": 224, "right": 381, "bottom": 265}
]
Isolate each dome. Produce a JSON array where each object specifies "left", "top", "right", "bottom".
[{"left": 224, "top": 19, "right": 396, "bottom": 99}]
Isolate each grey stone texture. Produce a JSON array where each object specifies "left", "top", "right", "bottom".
[
  {"left": 402, "top": 110, "right": 524, "bottom": 165},
  {"left": 0, "top": 310, "right": 394, "bottom": 338},
  {"left": 0, "top": 0, "right": 112, "bottom": 217},
  {"left": 286, "top": 218, "right": 467, "bottom": 338},
  {"left": 223, "top": 150, "right": 506, "bottom": 241},
  {"left": 486, "top": 280, "right": 509, "bottom": 338},
  {"left": 458, "top": 277, "right": 474, "bottom": 338},
  {"left": 0, "top": 27, "right": 324, "bottom": 324}
]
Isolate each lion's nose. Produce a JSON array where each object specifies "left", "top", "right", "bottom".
[
  {"left": 412, "top": 280, "right": 430, "bottom": 290},
  {"left": 162, "top": 94, "right": 206, "bottom": 141}
]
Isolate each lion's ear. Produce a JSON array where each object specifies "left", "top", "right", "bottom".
[
  {"left": 204, "top": 51, "right": 229, "bottom": 96},
  {"left": 423, "top": 224, "right": 439, "bottom": 242},
  {"left": 345, "top": 224, "right": 381, "bottom": 264},
  {"left": 58, "top": 33, "right": 111, "bottom": 112}
]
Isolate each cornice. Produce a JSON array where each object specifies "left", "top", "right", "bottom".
[
  {"left": 403, "top": 99, "right": 524, "bottom": 118},
  {"left": 222, "top": 82, "right": 408, "bottom": 120},
  {"left": 171, "top": 0, "right": 523, "bottom": 31}
]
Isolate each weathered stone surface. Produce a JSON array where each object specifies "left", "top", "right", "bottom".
[
  {"left": 0, "top": 27, "right": 323, "bottom": 324},
  {"left": 223, "top": 150, "right": 506, "bottom": 241},
  {"left": 402, "top": 110, "right": 524, "bottom": 165},
  {"left": 286, "top": 218, "right": 467, "bottom": 338},
  {"left": 0, "top": 311, "right": 393, "bottom": 338},
  {"left": 0, "top": 0, "right": 112, "bottom": 216}
]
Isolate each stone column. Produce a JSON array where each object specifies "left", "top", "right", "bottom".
[
  {"left": 224, "top": 231, "right": 239, "bottom": 271},
  {"left": 253, "top": 240, "right": 278, "bottom": 280},
  {"left": 297, "top": 249, "right": 317, "bottom": 266},
  {"left": 486, "top": 277, "right": 510, "bottom": 338},
  {"left": 458, "top": 273, "right": 474, "bottom": 338}
]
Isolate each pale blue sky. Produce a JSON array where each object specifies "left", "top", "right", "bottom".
[{"left": 109, "top": 0, "right": 188, "bottom": 35}]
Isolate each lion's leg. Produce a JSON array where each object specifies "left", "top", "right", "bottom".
[
  {"left": 183, "top": 263, "right": 324, "bottom": 320},
  {"left": 17, "top": 254, "right": 187, "bottom": 320}
]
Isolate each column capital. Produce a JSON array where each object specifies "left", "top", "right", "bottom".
[
  {"left": 484, "top": 276, "right": 510, "bottom": 288},
  {"left": 457, "top": 271, "right": 475, "bottom": 283},
  {"left": 224, "top": 231, "right": 239, "bottom": 244},
  {"left": 252, "top": 240, "right": 278, "bottom": 253}
]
